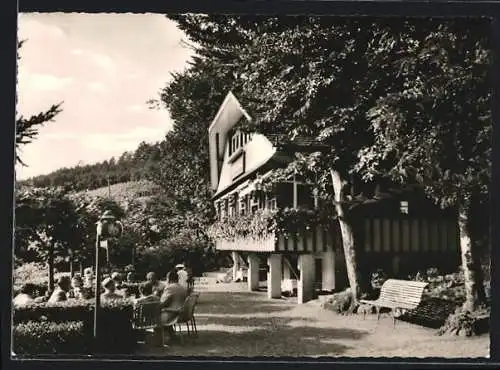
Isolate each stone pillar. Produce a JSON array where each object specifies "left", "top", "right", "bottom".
[
  {"left": 232, "top": 251, "right": 240, "bottom": 282},
  {"left": 298, "top": 254, "right": 315, "bottom": 304},
  {"left": 267, "top": 254, "right": 282, "bottom": 299},
  {"left": 322, "top": 251, "right": 335, "bottom": 292},
  {"left": 247, "top": 253, "right": 260, "bottom": 291},
  {"left": 283, "top": 258, "right": 291, "bottom": 280}
]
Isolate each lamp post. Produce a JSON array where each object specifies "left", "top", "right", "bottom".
[{"left": 93, "top": 210, "right": 123, "bottom": 344}]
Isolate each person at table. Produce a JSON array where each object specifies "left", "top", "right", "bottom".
[
  {"left": 68, "top": 275, "right": 87, "bottom": 300},
  {"left": 176, "top": 264, "right": 189, "bottom": 289},
  {"left": 126, "top": 271, "right": 135, "bottom": 283},
  {"left": 100, "top": 277, "right": 123, "bottom": 302},
  {"left": 135, "top": 282, "right": 161, "bottom": 305},
  {"left": 160, "top": 269, "right": 188, "bottom": 342},
  {"left": 48, "top": 276, "right": 72, "bottom": 303},
  {"left": 83, "top": 267, "right": 94, "bottom": 289},
  {"left": 13, "top": 284, "right": 36, "bottom": 307},
  {"left": 146, "top": 272, "right": 164, "bottom": 297},
  {"left": 111, "top": 272, "right": 124, "bottom": 288},
  {"left": 111, "top": 272, "right": 127, "bottom": 296}
]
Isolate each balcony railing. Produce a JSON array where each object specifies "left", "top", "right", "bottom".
[{"left": 208, "top": 207, "right": 338, "bottom": 253}]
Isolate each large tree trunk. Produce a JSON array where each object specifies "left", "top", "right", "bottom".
[
  {"left": 458, "top": 198, "right": 487, "bottom": 312},
  {"left": 48, "top": 243, "right": 55, "bottom": 292},
  {"left": 330, "top": 169, "right": 363, "bottom": 311}
]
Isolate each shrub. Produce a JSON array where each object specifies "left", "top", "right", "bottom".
[
  {"left": 13, "top": 263, "right": 48, "bottom": 288},
  {"left": 13, "top": 320, "right": 90, "bottom": 355},
  {"left": 13, "top": 282, "right": 48, "bottom": 298},
  {"left": 370, "top": 269, "right": 387, "bottom": 290},
  {"left": 438, "top": 306, "right": 490, "bottom": 336},
  {"left": 322, "top": 288, "right": 353, "bottom": 313},
  {"left": 13, "top": 299, "right": 136, "bottom": 354}
]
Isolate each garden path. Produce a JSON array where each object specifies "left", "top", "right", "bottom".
[{"left": 136, "top": 282, "right": 489, "bottom": 358}]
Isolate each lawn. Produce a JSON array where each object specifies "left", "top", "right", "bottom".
[{"left": 136, "top": 282, "right": 490, "bottom": 358}]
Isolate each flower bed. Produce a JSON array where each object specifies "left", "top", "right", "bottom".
[{"left": 207, "top": 207, "right": 337, "bottom": 242}]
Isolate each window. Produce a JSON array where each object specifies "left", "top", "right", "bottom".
[
  {"left": 229, "top": 195, "right": 237, "bottom": 217},
  {"left": 220, "top": 198, "right": 228, "bottom": 219},
  {"left": 266, "top": 197, "right": 277, "bottom": 210},
  {"left": 239, "top": 196, "right": 247, "bottom": 216},
  {"left": 276, "top": 183, "right": 294, "bottom": 208},
  {"left": 297, "top": 184, "right": 314, "bottom": 209},
  {"left": 250, "top": 192, "right": 262, "bottom": 214},
  {"left": 228, "top": 129, "right": 253, "bottom": 156}
]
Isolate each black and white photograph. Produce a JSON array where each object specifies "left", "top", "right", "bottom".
[{"left": 12, "top": 12, "right": 491, "bottom": 359}]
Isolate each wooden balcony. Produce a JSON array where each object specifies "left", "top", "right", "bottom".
[{"left": 215, "top": 226, "right": 340, "bottom": 254}]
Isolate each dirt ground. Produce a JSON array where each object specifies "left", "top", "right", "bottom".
[{"left": 136, "top": 282, "right": 489, "bottom": 358}]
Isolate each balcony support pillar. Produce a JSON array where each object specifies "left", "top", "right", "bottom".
[
  {"left": 322, "top": 250, "right": 335, "bottom": 292},
  {"left": 267, "top": 254, "right": 282, "bottom": 299},
  {"left": 298, "top": 254, "right": 315, "bottom": 304},
  {"left": 247, "top": 253, "right": 260, "bottom": 291},
  {"left": 232, "top": 251, "right": 240, "bottom": 282}
]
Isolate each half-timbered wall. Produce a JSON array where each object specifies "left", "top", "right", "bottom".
[{"left": 360, "top": 217, "right": 460, "bottom": 278}]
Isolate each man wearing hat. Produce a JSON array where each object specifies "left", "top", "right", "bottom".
[
  {"left": 101, "top": 277, "right": 123, "bottom": 302},
  {"left": 176, "top": 264, "right": 188, "bottom": 289}
]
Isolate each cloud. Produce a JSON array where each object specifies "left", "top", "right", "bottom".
[
  {"left": 71, "top": 48, "right": 84, "bottom": 55},
  {"left": 87, "top": 81, "right": 107, "bottom": 93},
  {"left": 19, "top": 72, "right": 73, "bottom": 92},
  {"left": 89, "top": 52, "right": 114, "bottom": 70},
  {"left": 18, "top": 17, "right": 66, "bottom": 41}
]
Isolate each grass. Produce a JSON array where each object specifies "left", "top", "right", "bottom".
[{"left": 136, "top": 282, "right": 490, "bottom": 358}]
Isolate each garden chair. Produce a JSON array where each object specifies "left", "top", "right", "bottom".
[
  {"left": 163, "top": 293, "right": 200, "bottom": 343},
  {"left": 132, "top": 300, "right": 166, "bottom": 347}
]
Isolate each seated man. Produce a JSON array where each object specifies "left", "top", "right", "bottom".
[
  {"left": 48, "top": 276, "right": 72, "bottom": 303},
  {"left": 135, "top": 282, "right": 160, "bottom": 305},
  {"left": 160, "top": 269, "right": 188, "bottom": 343},
  {"left": 13, "top": 284, "right": 36, "bottom": 307},
  {"left": 176, "top": 264, "right": 189, "bottom": 289},
  {"left": 100, "top": 277, "right": 123, "bottom": 302},
  {"left": 146, "top": 272, "right": 164, "bottom": 297}
]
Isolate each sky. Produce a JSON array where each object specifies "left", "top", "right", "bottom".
[{"left": 16, "top": 13, "right": 194, "bottom": 180}]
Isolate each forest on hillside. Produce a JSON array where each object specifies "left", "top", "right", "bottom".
[{"left": 20, "top": 141, "right": 164, "bottom": 192}]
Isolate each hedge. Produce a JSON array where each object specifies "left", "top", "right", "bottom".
[
  {"left": 13, "top": 299, "right": 136, "bottom": 355},
  {"left": 13, "top": 321, "right": 90, "bottom": 355},
  {"left": 13, "top": 282, "right": 49, "bottom": 298}
]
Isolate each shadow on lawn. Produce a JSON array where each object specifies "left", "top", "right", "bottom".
[
  {"left": 140, "top": 324, "right": 367, "bottom": 357},
  {"left": 196, "top": 315, "right": 316, "bottom": 328},
  {"left": 196, "top": 291, "right": 296, "bottom": 315}
]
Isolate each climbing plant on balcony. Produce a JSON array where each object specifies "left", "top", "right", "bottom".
[{"left": 207, "top": 207, "right": 337, "bottom": 242}]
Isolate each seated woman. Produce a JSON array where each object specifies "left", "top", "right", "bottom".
[
  {"left": 48, "top": 276, "right": 72, "bottom": 303},
  {"left": 126, "top": 271, "right": 135, "bottom": 283},
  {"left": 68, "top": 275, "right": 91, "bottom": 300},
  {"left": 83, "top": 268, "right": 94, "bottom": 289},
  {"left": 160, "top": 269, "right": 188, "bottom": 343},
  {"left": 13, "top": 284, "right": 36, "bottom": 307},
  {"left": 100, "top": 277, "right": 123, "bottom": 302}
]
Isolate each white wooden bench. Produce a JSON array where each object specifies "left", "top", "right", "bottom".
[{"left": 360, "top": 279, "right": 428, "bottom": 326}]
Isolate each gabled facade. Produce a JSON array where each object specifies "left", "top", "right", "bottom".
[{"left": 208, "top": 92, "right": 342, "bottom": 303}]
